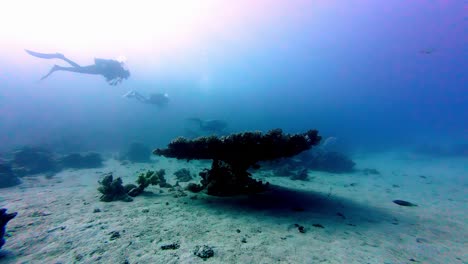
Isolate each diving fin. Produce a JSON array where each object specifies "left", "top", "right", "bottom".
[{"left": 25, "top": 49, "right": 64, "bottom": 59}]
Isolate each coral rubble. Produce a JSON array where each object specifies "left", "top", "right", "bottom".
[
  {"left": 129, "top": 169, "right": 168, "bottom": 197},
  {"left": 98, "top": 173, "right": 133, "bottom": 202},
  {"left": 0, "top": 208, "right": 17, "bottom": 250},
  {"left": 173, "top": 168, "right": 193, "bottom": 182},
  {"left": 98, "top": 170, "right": 169, "bottom": 202},
  {"left": 153, "top": 129, "right": 321, "bottom": 196}
]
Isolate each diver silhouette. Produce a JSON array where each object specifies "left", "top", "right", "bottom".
[
  {"left": 123, "top": 90, "right": 169, "bottom": 107},
  {"left": 25, "top": 50, "right": 130, "bottom": 86}
]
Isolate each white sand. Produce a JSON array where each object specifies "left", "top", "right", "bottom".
[{"left": 0, "top": 153, "right": 466, "bottom": 264}]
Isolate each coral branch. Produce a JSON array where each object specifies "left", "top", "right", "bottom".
[{"left": 154, "top": 129, "right": 321, "bottom": 196}]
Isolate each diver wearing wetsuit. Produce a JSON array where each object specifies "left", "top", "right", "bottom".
[{"left": 25, "top": 50, "right": 130, "bottom": 86}]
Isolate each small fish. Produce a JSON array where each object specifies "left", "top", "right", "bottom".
[{"left": 393, "top": 200, "right": 418, "bottom": 207}]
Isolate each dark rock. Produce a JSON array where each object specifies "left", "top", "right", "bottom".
[
  {"left": 109, "top": 231, "right": 121, "bottom": 240},
  {"left": 173, "top": 168, "right": 193, "bottom": 182},
  {"left": 11, "top": 146, "right": 58, "bottom": 176},
  {"left": 336, "top": 212, "right": 346, "bottom": 219},
  {"left": 186, "top": 183, "right": 204, "bottom": 193},
  {"left": 193, "top": 245, "right": 214, "bottom": 259},
  {"left": 0, "top": 163, "right": 21, "bottom": 188},
  {"left": 58, "top": 152, "right": 103, "bottom": 169},
  {"left": 294, "top": 224, "right": 306, "bottom": 233},
  {"left": 0, "top": 208, "right": 17, "bottom": 249},
  {"left": 416, "top": 238, "right": 428, "bottom": 243},
  {"left": 160, "top": 243, "right": 180, "bottom": 250}
]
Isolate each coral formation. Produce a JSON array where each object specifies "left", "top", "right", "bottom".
[
  {"left": 98, "top": 173, "right": 133, "bottom": 202},
  {"left": 153, "top": 129, "right": 321, "bottom": 196},
  {"left": 3, "top": 147, "right": 106, "bottom": 177},
  {"left": 0, "top": 163, "right": 21, "bottom": 188},
  {"left": 11, "top": 146, "right": 57, "bottom": 176},
  {"left": 193, "top": 245, "right": 214, "bottom": 259},
  {"left": 173, "top": 168, "right": 193, "bottom": 182},
  {"left": 128, "top": 169, "right": 168, "bottom": 197},
  {"left": 98, "top": 170, "right": 169, "bottom": 202},
  {"left": 58, "top": 152, "right": 103, "bottom": 169},
  {"left": 0, "top": 208, "right": 17, "bottom": 250}
]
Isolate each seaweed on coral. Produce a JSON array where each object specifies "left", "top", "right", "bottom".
[
  {"left": 98, "top": 173, "right": 133, "bottom": 202},
  {"left": 153, "top": 129, "right": 321, "bottom": 196},
  {"left": 129, "top": 169, "right": 169, "bottom": 197},
  {"left": 0, "top": 163, "right": 21, "bottom": 188},
  {"left": 98, "top": 170, "right": 169, "bottom": 202}
]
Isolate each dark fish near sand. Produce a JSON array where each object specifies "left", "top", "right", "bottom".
[{"left": 393, "top": 200, "right": 418, "bottom": 207}]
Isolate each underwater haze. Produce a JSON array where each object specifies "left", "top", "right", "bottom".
[
  {"left": 1, "top": 1, "right": 468, "bottom": 263},
  {"left": 0, "top": 0, "right": 465, "bottom": 153}
]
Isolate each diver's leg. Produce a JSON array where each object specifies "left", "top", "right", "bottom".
[
  {"left": 41, "top": 65, "right": 100, "bottom": 80},
  {"left": 54, "top": 65, "right": 100, "bottom": 75},
  {"left": 59, "top": 56, "right": 82, "bottom": 68},
  {"left": 40, "top": 65, "right": 61, "bottom": 80},
  {"left": 25, "top": 50, "right": 82, "bottom": 68},
  {"left": 53, "top": 53, "right": 82, "bottom": 68}
]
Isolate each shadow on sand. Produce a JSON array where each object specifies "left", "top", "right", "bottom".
[{"left": 187, "top": 184, "right": 411, "bottom": 232}]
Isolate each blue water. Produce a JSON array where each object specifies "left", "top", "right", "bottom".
[
  {"left": 0, "top": 2, "right": 467, "bottom": 263},
  {"left": 0, "top": 1, "right": 466, "bottom": 155}
]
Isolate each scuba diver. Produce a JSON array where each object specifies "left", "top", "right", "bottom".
[
  {"left": 25, "top": 49, "right": 130, "bottom": 86},
  {"left": 186, "top": 118, "right": 227, "bottom": 134},
  {"left": 123, "top": 90, "right": 169, "bottom": 107}
]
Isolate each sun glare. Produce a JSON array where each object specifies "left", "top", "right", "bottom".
[{"left": 0, "top": 0, "right": 226, "bottom": 56}]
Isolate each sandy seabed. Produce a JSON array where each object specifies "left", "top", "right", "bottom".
[{"left": 0, "top": 152, "right": 466, "bottom": 264}]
